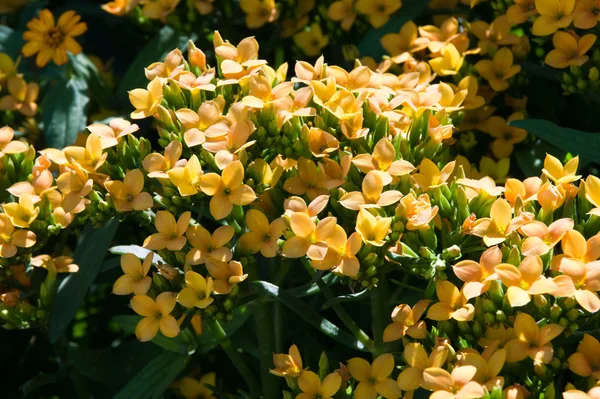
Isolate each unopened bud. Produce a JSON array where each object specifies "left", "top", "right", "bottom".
[
  {"left": 589, "top": 67, "right": 600, "bottom": 81},
  {"left": 550, "top": 304, "right": 562, "bottom": 321},
  {"left": 495, "top": 310, "right": 506, "bottom": 322},
  {"left": 566, "top": 308, "right": 580, "bottom": 321},
  {"left": 318, "top": 351, "right": 329, "bottom": 379},
  {"left": 442, "top": 245, "right": 461, "bottom": 261},
  {"left": 158, "top": 264, "right": 179, "bottom": 280},
  {"left": 483, "top": 299, "right": 497, "bottom": 313}
]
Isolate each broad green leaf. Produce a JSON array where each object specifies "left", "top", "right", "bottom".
[
  {"left": 322, "top": 289, "right": 369, "bottom": 310},
  {"left": 357, "top": 0, "right": 429, "bottom": 59},
  {"left": 48, "top": 219, "right": 119, "bottom": 342},
  {"left": 514, "top": 139, "right": 562, "bottom": 177},
  {"left": 109, "top": 245, "right": 165, "bottom": 264},
  {"left": 112, "top": 315, "right": 196, "bottom": 354},
  {"left": 114, "top": 351, "right": 188, "bottom": 399},
  {"left": 252, "top": 281, "right": 368, "bottom": 351},
  {"left": 69, "top": 53, "right": 112, "bottom": 108},
  {"left": 118, "top": 26, "right": 189, "bottom": 97},
  {"left": 509, "top": 119, "right": 599, "bottom": 166},
  {"left": 42, "top": 77, "right": 89, "bottom": 149}
]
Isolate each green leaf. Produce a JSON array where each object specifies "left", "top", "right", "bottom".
[
  {"left": 114, "top": 351, "right": 188, "bottom": 399},
  {"left": 69, "top": 53, "right": 112, "bottom": 108},
  {"left": 0, "top": 26, "right": 24, "bottom": 58},
  {"left": 514, "top": 139, "right": 561, "bottom": 177},
  {"left": 322, "top": 289, "right": 369, "bottom": 310},
  {"left": 109, "top": 245, "right": 165, "bottom": 264},
  {"left": 112, "top": 315, "right": 196, "bottom": 354},
  {"left": 357, "top": 0, "right": 429, "bottom": 59},
  {"left": 42, "top": 77, "right": 89, "bottom": 148},
  {"left": 118, "top": 26, "right": 189, "bottom": 97},
  {"left": 509, "top": 119, "right": 600, "bottom": 166},
  {"left": 252, "top": 281, "right": 368, "bottom": 351},
  {"left": 48, "top": 219, "right": 119, "bottom": 342}
]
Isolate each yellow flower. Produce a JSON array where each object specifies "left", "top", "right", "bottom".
[
  {"left": 471, "top": 198, "right": 516, "bottom": 246},
  {"left": 113, "top": 253, "right": 153, "bottom": 295},
  {"left": 297, "top": 371, "right": 341, "bottom": 399},
  {"left": 214, "top": 34, "right": 265, "bottom": 81},
  {"left": 427, "top": 280, "right": 474, "bottom": 321},
  {"left": 176, "top": 101, "right": 229, "bottom": 148},
  {"left": 143, "top": 140, "right": 183, "bottom": 179},
  {"left": 282, "top": 213, "right": 336, "bottom": 259},
  {"left": 356, "top": 0, "right": 402, "bottom": 28},
  {"left": 421, "top": 366, "right": 485, "bottom": 399},
  {"left": 412, "top": 159, "right": 455, "bottom": 192},
  {"left": 141, "top": 0, "right": 180, "bottom": 22},
  {"left": 86, "top": 118, "right": 139, "bottom": 149},
  {"left": 0, "top": 213, "right": 36, "bottom": 258},
  {"left": 294, "top": 24, "right": 329, "bottom": 57},
  {"left": 545, "top": 31, "right": 597, "bottom": 69},
  {"left": 168, "top": 154, "right": 204, "bottom": 196},
  {"left": 347, "top": 353, "right": 402, "bottom": 399},
  {"left": 429, "top": 43, "right": 464, "bottom": 76},
  {"left": 352, "top": 138, "right": 415, "bottom": 185},
  {"left": 0, "top": 76, "right": 39, "bottom": 117},
  {"left": 22, "top": 9, "right": 87, "bottom": 67},
  {"left": 0, "top": 126, "right": 28, "bottom": 157},
  {"left": 495, "top": 255, "right": 557, "bottom": 307},
  {"left": 240, "top": 0, "right": 278, "bottom": 29},
  {"left": 453, "top": 246, "right": 501, "bottom": 300},
  {"left": 456, "top": 349, "right": 506, "bottom": 392},
  {"left": 397, "top": 344, "right": 448, "bottom": 391},
  {"left": 145, "top": 48, "right": 183, "bottom": 82},
  {"left": 355, "top": 208, "right": 392, "bottom": 247},
  {"left": 177, "top": 271, "right": 214, "bottom": 309},
  {"left": 271, "top": 344, "right": 303, "bottom": 377},
  {"left": 479, "top": 156, "right": 510, "bottom": 183},
  {"left": 238, "top": 209, "right": 285, "bottom": 257},
  {"left": 470, "top": 15, "right": 520, "bottom": 55},
  {"left": 506, "top": 0, "right": 538, "bottom": 24},
  {"left": 381, "top": 21, "right": 429, "bottom": 64},
  {"left": 542, "top": 153, "right": 581, "bottom": 185},
  {"left": 105, "top": 169, "right": 153, "bottom": 212},
  {"left": 475, "top": 48, "right": 521, "bottom": 92},
  {"left": 205, "top": 259, "right": 248, "bottom": 294},
  {"left": 532, "top": 0, "right": 576, "bottom": 36},
  {"left": 383, "top": 299, "right": 431, "bottom": 342},
  {"left": 63, "top": 133, "right": 107, "bottom": 172},
  {"left": 56, "top": 161, "right": 93, "bottom": 213},
  {"left": 143, "top": 211, "right": 191, "bottom": 251},
  {"left": 504, "top": 312, "right": 563, "bottom": 363},
  {"left": 483, "top": 113, "right": 527, "bottom": 159},
  {"left": 177, "top": 373, "right": 216, "bottom": 399},
  {"left": 129, "top": 77, "right": 163, "bottom": 119},
  {"left": 339, "top": 171, "right": 403, "bottom": 210},
  {"left": 394, "top": 194, "right": 439, "bottom": 231},
  {"left": 30, "top": 255, "right": 79, "bottom": 273},
  {"left": 131, "top": 292, "right": 179, "bottom": 341},
  {"left": 567, "top": 334, "right": 600, "bottom": 379},
  {"left": 186, "top": 224, "right": 234, "bottom": 265},
  {"left": 194, "top": 0, "right": 215, "bottom": 16},
  {"left": 200, "top": 160, "right": 257, "bottom": 220},
  {"left": 563, "top": 388, "right": 600, "bottom": 399},
  {"left": 328, "top": 0, "right": 357, "bottom": 31},
  {"left": 584, "top": 175, "right": 600, "bottom": 216},
  {"left": 3, "top": 194, "right": 40, "bottom": 228},
  {"left": 574, "top": 0, "right": 600, "bottom": 29},
  {"left": 284, "top": 157, "right": 329, "bottom": 200},
  {"left": 314, "top": 227, "right": 362, "bottom": 276}
]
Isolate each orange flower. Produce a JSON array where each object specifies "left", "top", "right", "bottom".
[
  {"left": 383, "top": 299, "right": 431, "bottom": 342},
  {"left": 574, "top": 0, "right": 600, "bottom": 29},
  {"left": 427, "top": 280, "right": 474, "bottom": 321},
  {"left": 421, "top": 366, "right": 484, "bottom": 399},
  {"left": 567, "top": 334, "right": 600, "bottom": 379},
  {"left": 453, "top": 246, "right": 501, "bottom": 300},
  {"left": 545, "top": 31, "right": 597, "bottom": 69},
  {"left": 475, "top": 48, "right": 521, "bottom": 92},
  {"left": 504, "top": 313, "right": 563, "bottom": 363},
  {"left": 270, "top": 344, "right": 303, "bottom": 377},
  {"left": 456, "top": 349, "right": 506, "bottom": 392},
  {"left": 238, "top": 210, "right": 285, "bottom": 258},
  {"left": 495, "top": 255, "right": 557, "bottom": 307},
  {"left": 352, "top": 138, "right": 414, "bottom": 185},
  {"left": 339, "top": 171, "right": 403, "bottom": 210},
  {"left": 347, "top": 353, "right": 402, "bottom": 399},
  {"left": 507, "top": 0, "right": 538, "bottom": 24},
  {"left": 185, "top": 225, "right": 234, "bottom": 265},
  {"left": 104, "top": 169, "right": 153, "bottom": 212}
]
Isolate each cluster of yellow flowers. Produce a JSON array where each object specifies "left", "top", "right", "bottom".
[{"left": 2, "top": 13, "right": 600, "bottom": 397}]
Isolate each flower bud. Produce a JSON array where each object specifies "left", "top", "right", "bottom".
[
  {"left": 589, "top": 67, "right": 600, "bottom": 81},
  {"left": 483, "top": 299, "right": 497, "bottom": 313},
  {"left": 550, "top": 304, "right": 562, "bottom": 321},
  {"left": 318, "top": 351, "right": 329, "bottom": 380},
  {"left": 566, "top": 308, "right": 580, "bottom": 321},
  {"left": 442, "top": 245, "right": 461, "bottom": 261},
  {"left": 158, "top": 264, "right": 179, "bottom": 280}
]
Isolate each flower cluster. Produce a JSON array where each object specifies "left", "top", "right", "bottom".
[{"left": 1, "top": 16, "right": 600, "bottom": 398}]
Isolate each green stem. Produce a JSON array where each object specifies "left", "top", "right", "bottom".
[
  {"left": 370, "top": 278, "right": 387, "bottom": 356},
  {"left": 311, "top": 269, "right": 374, "bottom": 352},
  {"left": 208, "top": 319, "right": 260, "bottom": 396}
]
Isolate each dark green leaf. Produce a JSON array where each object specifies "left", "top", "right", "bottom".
[
  {"left": 100, "top": 257, "right": 120, "bottom": 272},
  {"left": 322, "top": 289, "right": 369, "bottom": 310},
  {"left": 509, "top": 119, "right": 599, "bottom": 166},
  {"left": 69, "top": 53, "right": 112, "bottom": 108},
  {"left": 514, "top": 139, "right": 560, "bottom": 177},
  {"left": 42, "top": 77, "right": 89, "bottom": 148},
  {"left": 118, "top": 26, "right": 188, "bottom": 97},
  {"left": 0, "top": 26, "right": 24, "bottom": 58},
  {"left": 252, "top": 281, "right": 368, "bottom": 351},
  {"left": 113, "top": 351, "right": 187, "bottom": 399},
  {"left": 48, "top": 219, "right": 119, "bottom": 342},
  {"left": 357, "top": 0, "right": 429, "bottom": 59},
  {"left": 112, "top": 315, "right": 196, "bottom": 354}
]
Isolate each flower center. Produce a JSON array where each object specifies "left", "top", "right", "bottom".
[
  {"left": 126, "top": 194, "right": 134, "bottom": 202},
  {"left": 224, "top": 187, "right": 231, "bottom": 196},
  {"left": 46, "top": 28, "right": 65, "bottom": 48},
  {"left": 262, "top": 234, "right": 271, "bottom": 242}
]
